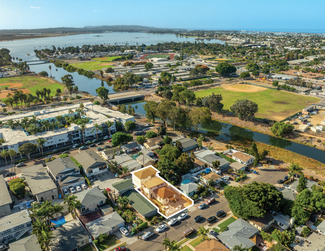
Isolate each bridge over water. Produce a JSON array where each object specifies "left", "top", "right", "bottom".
[{"left": 108, "top": 91, "right": 145, "bottom": 103}]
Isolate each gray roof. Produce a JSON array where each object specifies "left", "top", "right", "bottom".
[
  {"left": 0, "top": 209, "right": 31, "bottom": 232},
  {"left": 178, "top": 138, "right": 198, "bottom": 150},
  {"left": 290, "top": 179, "right": 320, "bottom": 192},
  {"left": 124, "top": 189, "right": 157, "bottom": 216},
  {"left": 282, "top": 189, "right": 297, "bottom": 201},
  {"left": 136, "top": 154, "right": 155, "bottom": 166},
  {"left": 317, "top": 220, "right": 325, "bottom": 233},
  {"left": 122, "top": 159, "right": 142, "bottom": 171},
  {"left": 74, "top": 187, "right": 106, "bottom": 208},
  {"left": 114, "top": 154, "right": 132, "bottom": 165},
  {"left": 0, "top": 174, "right": 12, "bottom": 206},
  {"left": 180, "top": 182, "right": 198, "bottom": 194},
  {"left": 86, "top": 212, "right": 124, "bottom": 238},
  {"left": 218, "top": 218, "right": 259, "bottom": 250},
  {"left": 112, "top": 179, "right": 134, "bottom": 192},
  {"left": 230, "top": 162, "right": 246, "bottom": 171},
  {"left": 47, "top": 157, "right": 79, "bottom": 178},
  {"left": 273, "top": 213, "right": 291, "bottom": 226},
  {"left": 60, "top": 174, "right": 85, "bottom": 186},
  {"left": 194, "top": 149, "right": 229, "bottom": 167},
  {"left": 121, "top": 141, "right": 139, "bottom": 151},
  {"left": 9, "top": 234, "right": 41, "bottom": 251},
  {"left": 51, "top": 220, "right": 90, "bottom": 251},
  {"left": 23, "top": 164, "right": 57, "bottom": 195},
  {"left": 74, "top": 150, "right": 106, "bottom": 172}
]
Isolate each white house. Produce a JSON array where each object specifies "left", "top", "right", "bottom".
[{"left": 232, "top": 152, "right": 255, "bottom": 166}]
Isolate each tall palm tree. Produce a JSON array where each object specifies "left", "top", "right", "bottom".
[
  {"left": 46, "top": 89, "right": 51, "bottom": 99},
  {"left": 105, "top": 121, "right": 114, "bottom": 137},
  {"left": 64, "top": 195, "right": 81, "bottom": 218},
  {"left": 198, "top": 226, "right": 209, "bottom": 240},
  {"left": 49, "top": 65, "right": 52, "bottom": 77},
  {"left": 38, "top": 229, "right": 53, "bottom": 251},
  {"left": 8, "top": 149, "right": 16, "bottom": 173},
  {"left": 32, "top": 218, "right": 47, "bottom": 236},
  {"left": 5, "top": 119, "right": 14, "bottom": 129},
  {"left": 288, "top": 163, "right": 303, "bottom": 175},
  {"left": 36, "top": 138, "right": 47, "bottom": 156},
  {"left": 162, "top": 238, "right": 172, "bottom": 250},
  {"left": 51, "top": 202, "right": 64, "bottom": 220},
  {"left": 78, "top": 123, "right": 86, "bottom": 144},
  {"left": 0, "top": 150, "right": 9, "bottom": 166},
  {"left": 91, "top": 123, "right": 103, "bottom": 140}
]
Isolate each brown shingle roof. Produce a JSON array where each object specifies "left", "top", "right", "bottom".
[
  {"left": 195, "top": 239, "right": 230, "bottom": 251},
  {"left": 143, "top": 177, "right": 165, "bottom": 189},
  {"left": 232, "top": 152, "right": 253, "bottom": 162},
  {"left": 203, "top": 172, "right": 221, "bottom": 181},
  {"left": 155, "top": 187, "right": 175, "bottom": 199},
  {"left": 194, "top": 158, "right": 205, "bottom": 167},
  {"left": 133, "top": 166, "right": 157, "bottom": 179}
]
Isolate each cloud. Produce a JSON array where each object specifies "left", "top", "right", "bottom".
[
  {"left": 30, "top": 6, "right": 41, "bottom": 9},
  {"left": 93, "top": 9, "right": 102, "bottom": 12}
]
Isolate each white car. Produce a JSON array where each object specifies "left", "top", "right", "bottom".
[
  {"left": 73, "top": 144, "right": 79, "bottom": 148},
  {"left": 155, "top": 223, "right": 167, "bottom": 233},
  {"left": 76, "top": 186, "right": 82, "bottom": 192},
  {"left": 63, "top": 189, "right": 69, "bottom": 196},
  {"left": 70, "top": 187, "right": 76, "bottom": 194},
  {"left": 119, "top": 227, "right": 129, "bottom": 236},
  {"left": 167, "top": 218, "right": 178, "bottom": 226},
  {"left": 81, "top": 184, "right": 87, "bottom": 190},
  {"left": 86, "top": 140, "right": 91, "bottom": 144},
  {"left": 177, "top": 213, "right": 187, "bottom": 221},
  {"left": 104, "top": 135, "right": 109, "bottom": 140},
  {"left": 141, "top": 231, "right": 154, "bottom": 240},
  {"left": 45, "top": 155, "right": 53, "bottom": 159}
]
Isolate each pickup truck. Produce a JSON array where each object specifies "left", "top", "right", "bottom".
[{"left": 114, "top": 246, "right": 126, "bottom": 251}]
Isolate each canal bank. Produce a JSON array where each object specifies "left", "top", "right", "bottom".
[{"left": 122, "top": 100, "right": 325, "bottom": 165}]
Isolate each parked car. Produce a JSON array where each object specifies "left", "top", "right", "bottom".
[
  {"left": 86, "top": 140, "right": 91, "bottom": 144},
  {"left": 145, "top": 124, "right": 151, "bottom": 127},
  {"left": 119, "top": 227, "right": 129, "bottom": 236},
  {"left": 142, "top": 231, "right": 155, "bottom": 240},
  {"left": 63, "top": 189, "right": 69, "bottom": 196},
  {"left": 104, "top": 135, "right": 109, "bottom": 139},
  {"left": 62, "top": 151, "right": 69, "bottom": 154},
  {"left": 114, "top": 246, "right": 126, "bottom": 251},
  {"left": 81, "top": 184, "right": 87, "bottom": 190},
  {"left": 5, "top": 172, "right": 15, "bottom": 177},
  {"left": 210, "top": 230, "right": 218, "bottom": 238},
  {"left": 45, "top": 155, "right": 53, "bottom": 159},
  {"left": 108, "top": 139, "right": 112, "bottom": 142},
  {"left": 183, "top": 228, "right": 195, "bottom": 237},
  {"left": 155, "top": 223, "right": 167, "bottom": 233},
  {"left": 16, "top": 162, "right": 25, "bottom": 167},
  {"left": 90, "top": 143, "right": 96, "bottom": 147},
  {"left": 177, "top": 212, "right": 187, "bottom": 221},
  {"left": 167, "top": 218, "right": 178, "bottom": 226},
  {"left": 52, "top": 149, "right": 58, "bottom": 153},
  {"left": 70, "top": 187, "right": 76, "bottom": 194},
  {"left": 277, "top": 179, "right": 284, "bottom": 184},
  {"left": 194, "top": 215, "right": 204, "bottom": 222},
  {"left": 207, "top": 198, "right": 215, "bottom": 205},
  {"left": 135, "top": 131, "right": 142, "bottom": 135},
  {"left": 207, "top": 216, "right": 218, "bottom": 224},
  {"left": 284, "top": 176, "right": 289, "bottom": 181},
  {"left": 76, "top": 186, "right": 82, "bottom": 192},
  {"left": 216, "top": 210, "right": 227, "bottom": 218},
  {"left": 199, "top": 203, "right": 207, "bottom": 209},
  {"left": 79, "top": 146, "right": 88, "bottom": 150},
  {"left": 97, "top": 142, "right": 104, "bottom": 145}
]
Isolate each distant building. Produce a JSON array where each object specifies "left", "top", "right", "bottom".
[
  {"left": 0, "top": 175, "right": 12, "bottom": 217},
  {"left": 112, "top": 179, "right": 134, "bottom": 196},
  {"left": 74, "top": 150, "right": 108, "bottom": 177},
  {"left": 180, "top": 182, "right": 198, "bottom": 197},
  {"left": 194, "top": 149, "right": 229, "bottom": 172},
  {"left": 74, "top": 187, "right": 106, "bottom": 215}
]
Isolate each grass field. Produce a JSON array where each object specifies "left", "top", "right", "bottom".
[
  {"left": 0, "top": 76, "right": 63, "bottom": 98},
  {"left": 70, "top": 59, "right": 115, "bottom": 71},
  {"left": 218, "top": 217, "right": 236, "bottom": 228},
  {"left": 180, "top": 245, "right": 193, "bottom": 251},
  {"left": 195, "top": 84, "right": 319, "bottom": 121},
  {"left": 144, "top": 54, "right": 170, "bottom": 59}
]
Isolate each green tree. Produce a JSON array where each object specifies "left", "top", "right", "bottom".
[
  {"left": 36, "top": 138, "right": 47, "bottom": 156},
  {"left": 63, "top": 195, "right": 81, "bottom": 218},
  {"left": 156, "top": 100, "right": 176, "bottom": 127},
  {"left": 168, "top": 106, "right": 187, "bottom": 131},
  {"left": 9, "top": 178, "right": 25, "bottom": 197},
  {"left": 0, "top": 150, "right": 9, "bottom": 166},
  {"left": 104, "top": 121, "right": 115, "bottom": 137},
  {"left": 157, "top": 158, "right": 180, "bottom": 183},
  {"left": 288, "top": 163, "right": 303, "bottom": 175},
  {"left": 159, "top": 144, "right": 181, "bottom": 162},
  {"left": 146, "top": 131, "right": 157, "bottom": 138},
  {"left": 39, "top": 71, "right": 48, "bottom": 77},
  {"left": 157, "top": 125, "right": 166, "bottom": 136},
  {"left": 145, "top": 62, "right": 154, "bottom": 71},
  {"left": 215, "top": 62, "right": 236, "bottom": 75},
  {"left": 291, "top": 204, "right": 311, "bottom": 225},
  {"left": 116, "top": 196, "right": 130, "bottom": 209},
  {"left": 91, "top": 123, "right": 103, "bottom": 140},
  {"left": 271, "top": 229, "right": 295, "bottom": 247},
  {"left": 136, "top": 135, "right": 146, "bottom": 144},
  {"left": 271, "top": 122, "right": 294, "bottom": 137},
  {"left": 272, "top": 80, "right": 279, "bottom": 87},
  {"left": 96, "top": 86, "right": 109, "bottom": 103},
  {"left": 239, "top": 72, "right": 250, "bottom": 78},
  {"left": 163, "top": 135, "right": 172, "bottom": 144},
  {"left": 108, "top": 161, "right": 119, "bottom": 173},
  {"left": 188, "top": 107, "right": 212, "bottom": 130},
  {"left": 202, "top": 93, "right": 224, "bottom": 113},
  {"left": 124, "top": 121, "right": 136, "bottom": 132},
  {"left": 179, "top": 89, "right": 195, "bottom": 105},
  {"left": 111, "top": 132, "right": 133, "bottom": 146},
  {"left": 143, "top": 101, "right": 158, "bottom": 123},
  {"left": 18, "top": 143, "right": 37, "bottom": 159},
  {"left": 252, "top": 70, "right": 259, "bottom": 77},
  {"left": 175, "top": 153, "right": 194, "bottom": 174},
  {"left": 301, "top": 227, "right": 311, "bottom": 237},
  {"left": 297, "top": 173, "right": 307, "bottom": 193},
  {"left": 230, "top": 99, "right": 258, "bottom": 121},
  {"left": 78, "top": 123, "right": 87, "bottom": 144},
  {"left": 198, "top": 226, "right": 210, "bottom": 240},
  {"left": 61, "top": 74, "right": 74, "bottom": 87}
]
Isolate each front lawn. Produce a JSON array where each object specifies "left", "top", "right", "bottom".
[
  {"left": 180, "top": 245, "right": 193, "bottom": 251},
  {"left": 218, "top": 217, "right": 236, "bottom": 228},
  {"left": 189, "top": 236, "right": 207, "bottom": 247},
  {"left": 95, "top": 236, "right": 120, "bottom": 251}
]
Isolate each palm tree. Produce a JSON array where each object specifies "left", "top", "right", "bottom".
[
  {"left": 288, "top": 163, "right": 303, "bottom": 175},
  {"left": 91, "top": 123, "right": 103, "bottom": 140},
  {"left": 36, "top": 138, "right": 47, "bottom": 156},
  {"left": 49, "top": 65, "right": 52, "bottom": 77},
  {"left": 105, "top": 121, "right": 114, "bottom": 137},
  {"left": 32, "top": 218, "right": 47, "bottom": 236},
  {"left": 0, "top": 150, "right": 9, "bottom": 166},
  {"left": 46, "top": 89, "right": 51, "bottom": 99},
  {"left": 63, "top": 195, "right": 81, "bottom": 218},
  {"left": 51, "top": 202, "right": 63, "bottom": 220},
  {"left": 122, "top": 166, "right": 128, "bottom": 174},
  {"left": 38, "top": 228, "right": 53, "bottom": 251},
  {"left": 74, "top": 86, "right": 78, "bottom": 94},
  {"left": 78, "top": 123, "right": 87, "bottom": 144},
  {"left": 5, "top": 119, "right": 14, "bottom": 129},
  {"left": 162, "top": 238, "right": 172, "bottom": 250},
  {"left": 198, "top": 226, "right": 209, "bottom": 240},
  {"left": 8, "top": 149, "right": 16, "bottom": 173}
]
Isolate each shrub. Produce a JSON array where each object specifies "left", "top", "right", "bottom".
[
  {"left": 9, "top": 178, "right": 25, "bottom": 197},
  {"left": 94, "top": 101, "right": 100, "bottom": 105},
  {"left": 138, "top": 222, "right": 148, "bottom": 231},
  {"left": 131, "top": 228, "right": 138, "bottom": 235},
  {"left": 242, "top": 174, "right": 247, "bottom": 179},
  {"left": 146, "top": 131, "right": 158, "bottom": 139},
  {"left": 136, "top": 136, "right": 146, "bottom": 144},
  {"left": 235, "top": 177, "right": 241, "bottom": 182},
  {"left": 85, "top": 177, "right": 92, "bottom": 187},
  {"left": 220, "top": 226, "right": 228, "bottom": 232},
  {"left": 59, "top": 153, "right": 69, "bottom": 158}
]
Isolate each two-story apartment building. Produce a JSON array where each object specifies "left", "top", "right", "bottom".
[
  {"left": 232, "top": 152, "right": 255, "bottom": 167},
  {"left": 23, "top": 164, "right": 58, "bottom": 202},
  {"left": 0, "top": 210, "right": 32, "bottom": 243},
  {"left": 74, "top": 187, "right": 106, "bottom": 215},
  {"left": 0, "top": 175, "right": 12, "bottom": 217},
  {"left": 74, "top": 150, "right": 107, "bottom": 177},
  {"left": 47, "top": 157, "right": 85, "bottom": 190},
  {"left": 194, "top": 149, "right": 230, "bottom": 172}
]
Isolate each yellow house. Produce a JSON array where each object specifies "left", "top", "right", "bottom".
[
  {"left": 133, "top": 166, "right": 157, "bottom": 187},
  {"left": 155, "top": 187, "right": 176, "bottom": 205},
  {"left": 142, "top": 177, "right": 165, "bottom": 199}
]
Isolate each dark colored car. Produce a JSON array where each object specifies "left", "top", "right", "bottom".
[
  {"left": 90, "top": 143, "right": 96, "bottom": 147},
  {"left": 294, "top": 173, "right": 300, "bottom": 178},
  {"left": 207, "top": 216, "right": 218, "bottom": 223},
  {"left": 284, "top": 176, "right": 289, "bottom": 180},
  {"left": 97, "top": 142, "right": 104, "bottom": 145},
  {"left": 277, "top": 179, "right": 285, "bottom": 184},
  {"left": 210, "top": 230, "right": 218, "bottom": 238},
  {"left": 216, "top": 210, "right": 227, "bottom": 218},
  {"left": 194, "top": 215, "right": 204, "bottom": 222},
  {"left": 207, "top": 198, "right": 215, "bottom": 205}
]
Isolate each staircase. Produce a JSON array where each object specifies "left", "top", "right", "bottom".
[{"left": 15, "top": 227, "right": 32, "bottom": 240}]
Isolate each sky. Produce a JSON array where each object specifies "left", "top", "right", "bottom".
[{"left": 2, "top": 0, "right": 325, "bottom": 32}]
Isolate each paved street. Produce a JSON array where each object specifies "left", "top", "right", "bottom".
[{"left": 127, "top": 196, "right": 230, "bottom": 251}]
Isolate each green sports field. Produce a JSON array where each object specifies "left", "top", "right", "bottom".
[
  {"left": 195, "top": 85, "right": 319, "bottom": 121},
  {"left": 69, "top": 56, "right": 119, "bottom": 71},
  {"left": 143, "top": 54, "right": 170, "bottom": 59},
  {"left": 0, "top": 75, "right": 63, "bottom": 97}
]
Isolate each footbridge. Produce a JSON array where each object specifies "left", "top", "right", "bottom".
[{"left": 108, "top": 91, "right": 145, "bottom": 103}]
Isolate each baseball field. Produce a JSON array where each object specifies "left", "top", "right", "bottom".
[{"left": 195, "top": 84, "right": 319, "bottom": 121}]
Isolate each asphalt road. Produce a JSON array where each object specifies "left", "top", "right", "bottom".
[{"left": 127, "top": 196, "right": 230, "bottom": 251}]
